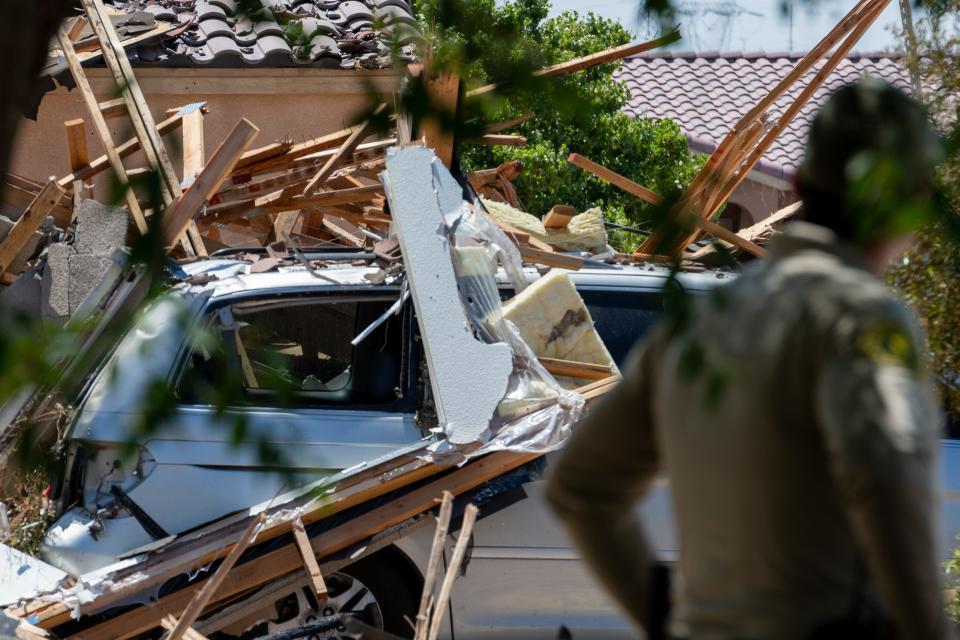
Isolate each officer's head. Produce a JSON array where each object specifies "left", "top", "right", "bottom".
[{"left": 796, "top": 77, "right": 944, "bottom": 248}]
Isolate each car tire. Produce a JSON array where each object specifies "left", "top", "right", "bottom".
[{"left": 340, "top": 550, "right": 420, "bottom": 639}]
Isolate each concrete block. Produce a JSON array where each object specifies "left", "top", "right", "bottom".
[
  {"left": 74, "top": 200, "right": 128, "bottom": 256},
  {"left": 41, "top": 243, "right": 71, "bottom": 321},
  {"left": 0, "top": 214, "right": 46, "bottom": 274},
  {"left": 68, "top": 253, "right": 112, "bottom": 315}
]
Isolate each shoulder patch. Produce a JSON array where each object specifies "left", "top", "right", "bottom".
[{"left": 856, "top": 320, "right": 919, "bottom": 372}]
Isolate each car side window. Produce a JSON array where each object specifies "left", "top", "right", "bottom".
[
  {"left": 177, "top": 295, "right": 412, "bottom": 409},
  {"left": 579, "top": 288, "right": 662, "bottom": 367}
]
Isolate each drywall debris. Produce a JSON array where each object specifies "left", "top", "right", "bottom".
[{"left": 383, "top": 146, "right": 513, "bottom": 445}]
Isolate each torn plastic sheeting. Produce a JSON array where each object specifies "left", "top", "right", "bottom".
[{"left": 426, "top": 197, "right": 583, "bottom": 463}]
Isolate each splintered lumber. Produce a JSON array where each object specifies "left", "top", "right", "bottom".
[
  {"left": 291, "top": 516, "right": 328, "bottom": 604},
  {"left": 643, "top": 0, "right": 889, "bottom": 256},
  {"left": 576, "top": 375, "right": 620, "bottom": 401},
  {"left": 180, "top": 108, "right": 209, "bottom": 256},
  {"left": 518, "top": 246, "right": 584, "bottom": 270},
  {"left": 54, "top": 107, "right": 194, "bottom": 190},
  {"left": 0, "top": 181, "right": 66, "bottom": 276},
  {"left": 426, "top": 504, "right": 478, "bottom": 640},
  {"left": 567, "top": 153, "right": 663, "bottom": 206},
  {"left": 464, "top": 134, "right": 526, "bottom": 146},
  {"left": 56, "top": 26, "right": 147, "bottom": 234},
  {"left": 97, "top": 97, "right": 127, "bottom": 120},
  {"left": 64, "top": 119, "right": 91, "bottom": 209},
  {"left": 164, "top": 514, "right": 265, "bottom": 640},
  {"left": 260, "top": 184, "right": 383, "bottom": 214},
  {"left": 301, "top": 104, "right": 385, "bottom": 196},
  {"left": 234, "top": 125, "right": 360, "bottom": 175},
  {"left": 421, "top": 72, "right": 461, "bottom": 168},
  {"left": 485, "top": 114, "right": 533, "bottom": 134},
  {"left": 539, "top": 357, "right": 613, "bottom": 381},
  {"left": 467, "top": 29, "right": 681, "bottom": 97},
  {"left": 414, "top": 492, "right": 453, "bottom": 640},
  {"left": 542, "top": 204, "right": 577, "bottom": 229},
  {"left": 322, "top": 215, "right": 366, "bottom": 247},
  {"left": 162, "top": 119, "right": 259, "bottom": 249},
  {"left": 160, "top": 616, "right": 209, "bottom": 640},
  {"left": 51, "top": 450, "right": 546, "bottom": 640}
]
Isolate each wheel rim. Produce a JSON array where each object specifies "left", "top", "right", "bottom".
[{"left": 226, "top": 571, "right": 384, "bottom": 640}]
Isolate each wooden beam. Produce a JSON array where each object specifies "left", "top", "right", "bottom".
[
  {"left": 68, "top": 450, "right": 543, "bottom": 640},
  {"left": 235, "top": 125, "right": 361, "bottom": 175},
  {"left": 421, "top": 72, "right": 460, "bottom": 168},
  {"left": 272, "top": 210, "right": 300, "bottom": 243},
  {"left": 467, "top": 30, "right": 681, "bottom": 97},
  {"left": 55, "top": 109, "right": 190, "bottom": 189},
  {"left": 322, "top": 215, "right": 366, "bottom": 247},
  {"left": 180, "top": 108, "right": 208, "bottom": 256},
  {"left": 464, "top": 134, "right": 526, "bottom": 147},
  {"left": 260, "top": 184, "right": 383, "bottom": 213},
  {"left": 162, "top": 119, "right": 260, "bottom": 250},
  {"left": 414, "top": 492, "right": 453, "bottom": 640},
  {"left": 425, "top": 504, "right": 478, "bottom": 640},
  {"left": 484, "top": 114, "right": 533, "bottom": 134},
  {"left": 164, "top": 515, "right": 265, "bottom": 640},
  {"left": 291, "top": 516, "right": 328, "bottom": 604},
  {"left": 64, "top": 119, "right": 91, "bottom": 210},
  {"left": 66, "top": 15, "right": 88, "bottom": 41},
  {"left": 567, "top": 153, "right": 663, "bottom": 205},
  {"left": 538, "top": 357, "right": 613, "bottom": 381},
  {"left": 0, "top": 181, "right": 66, "bottom": 276},
  {"left": 301, "top": 105, "right": 384, "bottom": 196},
  {"left": 97, "top": 97, "right": 126, "bottom": 120},
  {"left": 160, "top": 616, "right": 208, "bottom": 640},
  {"left": 56, "top": 27, "right": 148, "bottom": 234},
  {"left": 518, "top": 246, "right": 584, "bottom": 270},
  {"left": 542, "top": 204, "right": 576, "bottom": 229}
]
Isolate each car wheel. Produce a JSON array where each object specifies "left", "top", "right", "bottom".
[{"left": 212, "top": 551, "right": 419, "bottom": 640}]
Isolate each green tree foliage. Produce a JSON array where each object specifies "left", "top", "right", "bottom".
[
  {"left": 417, "top": 0, "right": 703, "bottom": 249},
  {"left": 889, "top": 2, "right": 960, "bottom": 427}
]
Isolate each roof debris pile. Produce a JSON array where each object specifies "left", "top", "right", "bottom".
[{"left": 0, "top": 0, "right": 892, "bottom": 635}]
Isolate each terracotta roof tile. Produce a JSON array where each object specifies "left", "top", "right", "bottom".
[
  {"left": 614, "top": 51, "right": 914, "bottom": 178},
  {"left": 102, "top": 0, "right": 420, "bottom": 69}
]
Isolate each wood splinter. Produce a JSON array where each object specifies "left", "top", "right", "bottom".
[{"left": 291, "top": 516, "right": 328, "bottom": 604}]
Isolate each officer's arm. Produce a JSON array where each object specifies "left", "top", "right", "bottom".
[
  {"left": 545, "top": 334, "right": 662, "bottom": 632},
  {"left": 816, "top": 310, "right": 950, "bottom": 639}
]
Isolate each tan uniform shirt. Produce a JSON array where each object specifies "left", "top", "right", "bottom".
[{"left": 547, "top": 222, "right": 951, "bottom": 639}]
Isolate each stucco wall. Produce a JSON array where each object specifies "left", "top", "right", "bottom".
[
  {"left": 10, "top": 68, "right": 399, "bottom": 196},
  {"left": 728, "top": 176, "right": 799, "bottom": 226}
]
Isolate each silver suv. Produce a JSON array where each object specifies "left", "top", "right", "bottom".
[{"left": 39, "top": 250, "right": 960, "bottom": 639}]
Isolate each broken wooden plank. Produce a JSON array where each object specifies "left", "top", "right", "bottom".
[
  {"left": 64, "top": 118, "right": 91, "bottom": 210},
  {"left": 468, "top": 30, "right": 680, "bottom": 97},
  {"left": 484, "top": 114, "right": 533, "bottom": 134},
  {"left": 3, "top": 177, "right": 72, "bottom": 229},
  {"left": 180, "top": 108, "right": 208, "bottom": 256},
  {"left": 567, "top": 153, "right": 663, "bottom": 206},
  {"left": 538, "top": 357, "right": 613, "bottom": 381},
  {"left": 68, "top": 449, "right": 543, "bottom": 640},
  {"left": 301, "top": 104, "right": 385, "bottom": 196},
  {"left": 464, "top": 134, "right": 526, "bottom": 146},
  {"left": 260, "top": 184, "right": 383, "bottom": 214},
  {"left": 542, "top": 204, "right": 577, "bottom": 229},
  {"left": 235, "top": 125, "right": 361, "bottom": 175},
  {"left": 518, "top": 246, "right": 584, "bottom": 270},
  {"left": 56, "top": 26, "right": 148, "bottom": 234},
  {"left": 0, "top": 181, "right": 66, "bottom": 276},
  {"left": 160, "top": 616, "right": 208, "bottom": 640},
  {"left": 291, "top": 516, "right": 328, "bottom": 604},
  {"left": 322, "top": 215, "right": 366, "bottom": 247},
  {"left": 97, "top": 97, "right": 126, "bottom": 120},
  {"left": 55, "top": 107, "right": 192, "bottom": 190},
  {"left": 414, "top": 492, "right": 453, "bottom": 640},
  {"left": 164, "top": 514, "right": 265, "bottom": 640},
  {"left": 426, "top": 503, "right": 478, "bottom": 640},
  {"left": 162, "top": 119, "right": 260, "bottom": 250},
  {"left": 421, "top": 72, "right": 461, "bottom": 168}
]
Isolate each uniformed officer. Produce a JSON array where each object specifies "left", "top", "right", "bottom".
[{"left": 546, "top": 78, "right": 955, "bottom": 639}]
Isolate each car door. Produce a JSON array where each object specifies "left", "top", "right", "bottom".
[
  {"left": 123, "top": 289, "right": 427, "bottom": 535},
  {"left": 450, "top": 287, "right": 675, "bottom": 639}
]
